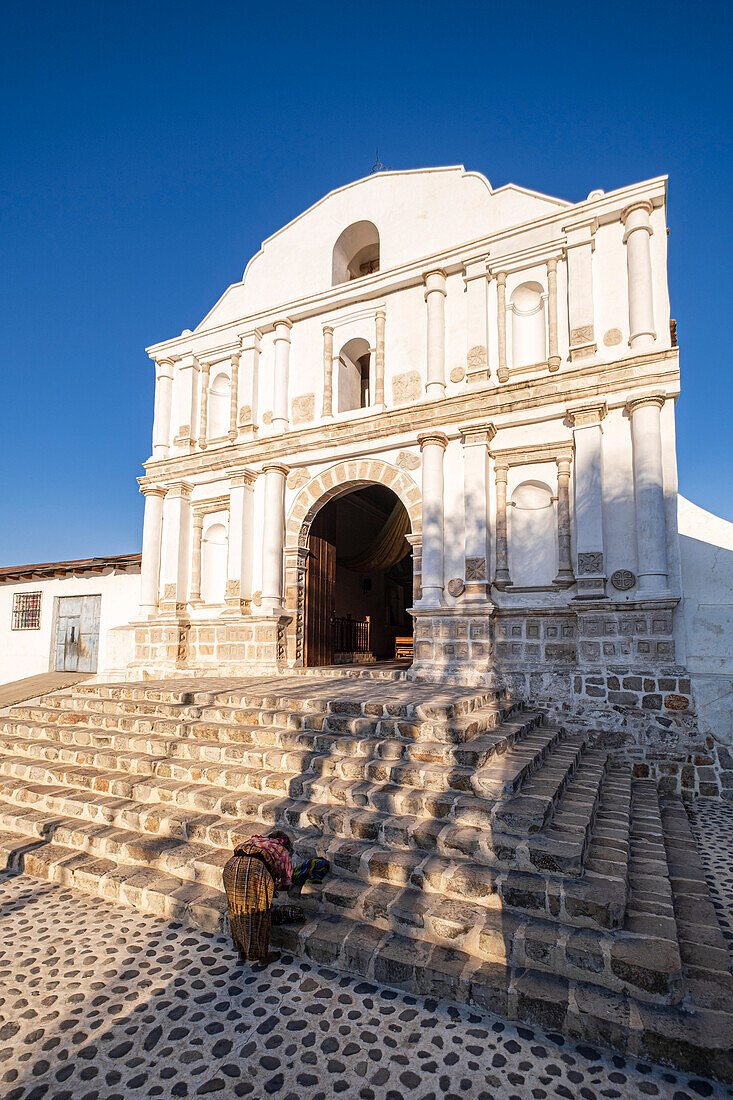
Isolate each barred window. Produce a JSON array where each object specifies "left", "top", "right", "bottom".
[{"left": 12, "top": 591, "right": 42, "bottom": 630}]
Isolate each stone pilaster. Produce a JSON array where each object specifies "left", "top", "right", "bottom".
[
  {"left": 321, "top": 325, "right": 334, "bottom": 417},
  {"left": 459, "top": 423, "right": 496, "bottom": 601},
  {"left": 564, "top": 219, "right": 597, "bottom": 361},
  {"left": 496, "top": 272, "right": 508, "bottom": 383},
  {"left": 554, "top": 455, "right": 575, "bottom": 588},
  {"left": 463, "top": 257, "right": 490, "bottom": 383},
  {"left": 226, "top": 472, "right": 256, "bottom": 612},
  {"left": 272, "top": 320, "right": 292, "bottom": 434},
  {"left": 139, "top": 485, "right": 166, "bottom": 616},
  {"left": 546, "top": 258, "right": 561, "bottom": 372},
  {"left": 374, "top": 310, "right": 386, "bottom": 406},
  {"left": 424, "top": 270, "right": 447, "bottom": 400},
  {"left": 238, "top": 329, "right": 261, "bottom": 436},
  {"left": 172, "top": 353, "right": 200, "bottom": 452},
  {"left": 189, "top": 512, "right": 204, "bottom": 604},
  {"left": 152, "top": 357, "right": 175, "bottom": 458},
  {"left": 627, "top": 393, "right": 668, "bottom": 593},
  {"left": 493, "top": 460, "right": 511, "bottom": 589},
  {"left": 416, "top": 432, "right": 448, "bottom": 607},
  {"left": 622, "top": 201, "right": 656, "bottom": 350},
  {"left": 160, "top": 482, "right": 192, "bottom": 613},
  {"left": 228, "top": 352, "right": 239, "bottom": 441},
  {"left": 261, "top": 462, "right": 289, "bottom": 613},
  {"left": 198, "top": 361, "right": 210, "bottom": 449},
  {"left": 568, "top": 401, "right": 608, "bottom": 598}
]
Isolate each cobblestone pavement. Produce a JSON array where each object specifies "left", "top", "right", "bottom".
[
  {"left": 689, "top": 799, "right": 733, "bottom": 960},
  {"left": 2, "top": 857, "right": 732, "bottom": 1100}
]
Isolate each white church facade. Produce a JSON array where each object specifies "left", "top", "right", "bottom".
[{"left": 3, "top": 166, "right": 732, "bottom": 795}]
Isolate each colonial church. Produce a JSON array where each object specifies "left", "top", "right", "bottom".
[
  {"left": 2, "top": 167, "right": 733, "bottom": 1075},
  {"left": 127, "top": 165, "right": 730, "bottom": 794}
]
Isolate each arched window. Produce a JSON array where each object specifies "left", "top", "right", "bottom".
[
  {"left": 201, "top": 521, "right": 228, "bottom": 605},
  {"left": 332, "top": 221, "right": 380, "bottom": 286},
  {"left": 509, "top": 480, "right": 556, "bottom": 587},
  {"left": 511, "top": 282, "right": 547, "bottom": 369},
  {"left": 208, "top": 371, "right": 230, "bottom": 439},
  {"left": 337, "top": 337, "right": 371, "bottom": 412}
]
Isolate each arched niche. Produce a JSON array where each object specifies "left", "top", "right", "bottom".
[
  {"left": 331, "top": 221, "right": 380, "bottom": 286},
  {"left": 511, "top": 281, "right": 546, "bottom": 369},
  {"left": 337, "top": 337, "right": 371, "bottom": 412},
  {"left": 201, "top": 520, "right": 228, "bottom": 604},
  {"left": 509, "top": 479, "right": 556, "bottom": 587},
  {"left": 208, "top": 371, "right": 231, "bottom": 440}
]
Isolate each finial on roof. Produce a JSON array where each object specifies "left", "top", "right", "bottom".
[{"left": 370, "top": 149, "right": 391, "bottom": 174}]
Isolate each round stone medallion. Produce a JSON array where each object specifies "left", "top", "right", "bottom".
[
  {"left": 610, "top": 569, "right": 636, "bottom": 591},
  {"left": 447, "top": 578, "right": 465, "bottom": 597},
  {"left": 603, "top": 328, "right": 623, "bottom": 347},
  {"left": 450, "top": 365, "right": 466, "bottom": 383}
]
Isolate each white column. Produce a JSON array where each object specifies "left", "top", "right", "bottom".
[
  {"left": 622, "top": 201, "right": 656, "bottom": 350},
  {"left": 546, "top": 258, "right": 561, "bottom": 372},
  {"left": 424, "top": 270, "right": 447, "bottom": 400},
  {"left": 198, "top": 362, "right": 210, "bottom": 449},
  {"left": 139, "top": 485, "right": 166, "bottom": 616},
  {"left": 160, "top": 482, "right": 192, "bottom": 610},
  {"left": 227, "top": 473, "right": 256, "bottom": 611},
  {"left": 460, "top": 424, "right": 496, "bottom": 600},
  {"left": 238, "top": 329, "right": 261, "bottom": 434},
  {"left": 261, "top": 462, "right": 289, "bottom": 613},
  {"left": 463, "top": 257, "right": 490, "bottom": 383},
  {"left": 321, "top": 325, "right": 334, "bottom": 417},
  {"left": 374, "top": 310, "right": 386, "bottom": 406},
  {"left": 627, "top": 394, "right": 668, "bottom": 593},
  {"left": 152, "top": 358, "right": 175, "bottom": 458},
  {"left": 554, "top": 455, "right": 575, "bottom": 588},
  {"left": 189, "top": 512, "right": 204, "bottom": 603},
  {"left": 568, "top": 401, "right": 607, "bottom": 598},
  {"left": 496, "top": 272, "right": 509, "bottom": 383},
  {"left": 228, "top": 352, "right": 239, "bottom": 441},
  {"left": 272, "top": 320, "right": 292, "bottom": 433},
  {"left": 493, "top": 460, "right": 511, "bottom": 588},
  {"left": 417, "top": 432, "right": 448, "bottom": 607},
  {"left": 564, "top": 220, "right": 597, "bottom": 361}
]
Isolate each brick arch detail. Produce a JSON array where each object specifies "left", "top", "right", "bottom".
[
  {"left": 285, "top": 458, "right": 422, "bottom": 550},
  {"left": 283, "top": 458, "right": 422, "bottom": 666}
]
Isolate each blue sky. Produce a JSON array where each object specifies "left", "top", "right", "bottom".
[{"left": 1, "top": 0, "right": 731, "bottom": 564}]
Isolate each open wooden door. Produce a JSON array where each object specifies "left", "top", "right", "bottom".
[{"left": 305, "top": 536, "right": 336, "bottom": 666}]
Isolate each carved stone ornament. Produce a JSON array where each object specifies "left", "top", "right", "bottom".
[
  {"left": 225, "top": 579, "right": 240, "bottom": 596},
  {"left": 450, "top": 365, "right": 466, "bottom": 383},
  {"left": 467, "top": 345, "right": 487, "bottom": 368},
  {"left": 291, "top": 393, "right": 315, "bottom": 424},
  {"left": 391, "top": 370, "right": 422, "bottom": 405},
  {"left": 238, "top": 404, "right": 252, "bottom": 425},
  {"left": 287, "top": 468, "right": 311, "bottom": 490},
  {"left": 395, "top": 451, "right": 421, "bottom": 471},
  {"left": 610, "top": 569, "right": 636, "bottom": 591},
  {"left": 603, "top": 328, "right": 623, "bottom": 347},
  {"left": 251, "top": 590, "right": 262, "bottom": 607},
  {"left": 262, "top": 410, "right": 273, "bottom": 425},
  {"left": 577, "top": 552, "right": 604, "bottom": 576},
  {"left": 465, "top": 557, "right": 487, "bottom": 581},
  {"left": 447, "top": 578, "right": 465, "bottom": 597}
]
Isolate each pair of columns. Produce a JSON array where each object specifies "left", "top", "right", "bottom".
[
  {"left": 494, "top": 259, "right": 562, "bottom": 382},
  {"left": 492, "top": 453, "right": 574, "bottom": 591},
  {"left": 138, "top": 474, "right": 257, "bottom": 617},
  {"left": 321, "top": 311, "right": 386, "bottom": 418}
]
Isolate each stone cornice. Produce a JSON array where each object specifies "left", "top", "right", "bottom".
[
  {"left": 192, "top": 495, "right": 230, "bottom": 515},
  {"left": 490, "top": 440, "right": 574, "bottom": 468},
  {"left": 140, "top": 348, "right": 679, "bottom": 485},
  {"left": 566, "top": 400, "right": 608, "bottom": 429}
]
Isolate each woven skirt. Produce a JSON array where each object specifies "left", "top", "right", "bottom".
[{"left": 222, "top": 854, "right": 275, "bottom": 962}]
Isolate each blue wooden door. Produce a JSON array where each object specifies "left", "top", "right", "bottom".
[{"left": 55, "top": 595, "right": 101, "bottom": 672}]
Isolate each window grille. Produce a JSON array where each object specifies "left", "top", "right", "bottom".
[{"left": 12, "top": 591, "right": 42, "bottom": 630}]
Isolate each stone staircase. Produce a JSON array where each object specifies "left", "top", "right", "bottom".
[{"left": 0, "top": 674, "right": 731, "bottom": 1081}]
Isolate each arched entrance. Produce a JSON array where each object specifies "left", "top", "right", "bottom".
[{"left": 284, "top": 459, "right": 422, "bottom": 668}]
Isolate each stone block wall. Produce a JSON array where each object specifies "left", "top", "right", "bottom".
[
  {"left": 130, "top": 615, "right": 289, "bottom": 678},
  {"left": 409, "top": 603, "right": 728, "bottom": 798}
]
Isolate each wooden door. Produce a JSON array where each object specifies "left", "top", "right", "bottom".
[
  {"left": 305, "top": 537, "right": 336, "bottom": 666},
  {"left": 55, "top": 595, "right": 101, "bottom": 672}
]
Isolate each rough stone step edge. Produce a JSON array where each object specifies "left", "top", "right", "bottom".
[{"left": 3, "top": 833, "right": 730, "bottom": 1083}]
